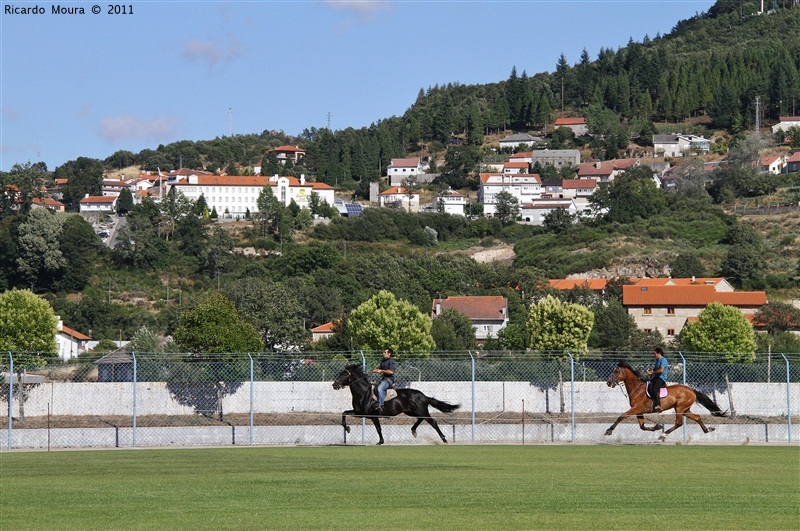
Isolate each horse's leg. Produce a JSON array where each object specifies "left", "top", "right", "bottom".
[
  {"left": 605, "top": 407, "right": 640, "bottom": 435},
  {"left": 659, "top": 409, "right": 685, "bottom": 441},
  {"left": 678, "top": 407, "right": 715, "bottom": 434},
  {"left": 341, "top": 409, "right": 354, "bottom": 434},
  {"left": 410, "top": 418, "right": 424, "bottom": 438},
  {"left": 371, "top": 417, "right": 384, "bottom": 445},
  {"left": 423, "top": 417, "right": 449, "bottom": 443},
  {"left": 635, "top": 413, "right": 663, "bottom": 432}
]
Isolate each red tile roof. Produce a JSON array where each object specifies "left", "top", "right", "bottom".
[
  {"left": 311, "top": 321, "right": 336, "bottom": 333},
  {"left": 60, "top": 325, "right": 91, "bottom": 341},
  {"left": 554, "top": 117, "right": 587, "bottom": 126},
  {"left": 32, "top": 197, "right": 65, "bottom": 208},
  {"left": 577, "top": 162, "right": 613, "bottom": 177},
  {"left": 265, "top": 145, "right": 305, "bottom": 154},
  {"left": 623, "top": 285, "right": 766, "bottom": 307},
  {"left": 432, "top": 296, "right": 508, "bottom": 320},
  {"left": 390, "top": 158, "right": 420, "bottom": 167},
  {"left": 380, "top": 186, "right": 417, "bottom": 195},
  {"left": 80, "top": 195, "right": 117, "bottom": 203},
  {"left": 561, "top": 179, "right": 596, "bottom": 190}
]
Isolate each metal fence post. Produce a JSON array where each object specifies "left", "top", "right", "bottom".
[
  {"left": 132, "top": 352, "right": 137, "bottom": 448},
  {"left": 569, "top": 353, "right": 575, "bottom": 444},
  {"left": 7, "top": 352, "right": 12, "bottom": 450},
  {"left": 780, "top": 354, "right": 792, "bottom": 444},
  {"left": 468, "top": 350, "right": 475, "bottom": 442},
  {"left": 679, "top": 351, "right": 687, "bottom": 444},
  {"left": 248, "top": 353, "right": 254, "bottom": 446},
  {"left": 360, "top": 350, "right": 366, "bottom": 445}
]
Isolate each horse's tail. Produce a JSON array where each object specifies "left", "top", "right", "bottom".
[
  {"left": 427, "top": 397, "right": 460, "bottom": 413},
  {"left": 694, "top": 389, "right": 728, "bottom": 417}
]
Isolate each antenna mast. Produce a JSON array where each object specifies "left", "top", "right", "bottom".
[{"left": 755, "top": 96, "right": 761, "bottom": 136}]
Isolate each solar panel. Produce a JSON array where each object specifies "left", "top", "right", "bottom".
[{"left": 344, "top": 203, "right": 364, "bottom": 216}]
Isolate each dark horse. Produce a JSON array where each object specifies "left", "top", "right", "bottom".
[
  {"left": 605, "top": 361, "right": 727, "bottom": 441},
  {"left": 332, "top": 363, "right": 459, "bottom": 445}
]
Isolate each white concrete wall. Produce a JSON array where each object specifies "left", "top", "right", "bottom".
[{"left": 4, "top": 380, "right": 797, "bottom": 418}]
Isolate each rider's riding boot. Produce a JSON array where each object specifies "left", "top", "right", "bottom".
[{"left": 653, "top": 399, "right": 662, "bottom": 413}]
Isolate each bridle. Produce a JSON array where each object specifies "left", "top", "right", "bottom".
[
  {"left": 333, "top": 366, "right": 371, "bottom": 389},
  {"left": 607, "top": 366, "right": 630, "bottom": 399}
]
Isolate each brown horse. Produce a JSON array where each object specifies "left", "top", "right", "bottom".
[{"left": 605, "top": 361, "right": 727, "bottom": 441}]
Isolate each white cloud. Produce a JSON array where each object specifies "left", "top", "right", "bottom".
[
  {"left": 182, "top": 38, "right": 241, "bottom": 68},
  {"left": 98, "top": 115, "right": 181, "bottom": 143}
]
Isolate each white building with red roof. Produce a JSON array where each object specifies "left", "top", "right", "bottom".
[
  {"left": 503, "top": 161, "right": 530, "bottom": 174},
  {"left": 520, "top": 198, "right": 578, "bottom": 226},
  {"left": 79, "top": 194, "right": 117, "bottom": 213},
  {"left": 623, "top": 284, "right": 766, "bottom": 339},
  {"left": 169, "top": 174, "right": 334, "bottom": 217},
  {"left": 760, "top": 155, "right": 787, "bottom": 174},
  {"left": 431, "top": 296, "right": 509, "bottom": 341},
  {"left": 264, "top": 145, "right": 306, "bottom": 165},
  {"left": 388, "top": 157, "right": 422, "bottom": 181},
  {"left": 553, "top": 117, "right": 588, "bottom": 136},
  {"left": 56, "top": 318, "right": 92, "bottom": 360},
  {"left": 311, "top": 321, "right": 337, "bottom": 343},
  {"left": 379, "top": 185, "right": 420, "bottom": 212},
  {"left": 432, "top": 190, "right": 467, "bottom": 216},
  {"left": 31, "top": 197, "right": 65, "bottom": 212},
  {"left": 478, "top": 173, "right": 542, "bottom": 217}
]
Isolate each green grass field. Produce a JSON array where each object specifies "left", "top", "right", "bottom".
[{"left": 1, "top": 445, "right": 798, "bottom": 530}]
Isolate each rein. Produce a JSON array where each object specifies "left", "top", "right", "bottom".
[{"left": 338, "top": 367, "right": 372, "bottom": 388}]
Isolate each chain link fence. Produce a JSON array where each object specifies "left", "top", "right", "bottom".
[{"left": 2, "top": 350, "right": 798, "bottom": 449}]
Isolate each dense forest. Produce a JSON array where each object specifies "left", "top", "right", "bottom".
[{"left": 1, "top": 0, "right": 800, "bottom": 355}]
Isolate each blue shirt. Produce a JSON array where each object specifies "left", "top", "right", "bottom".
[
  {"left": 379, "top": 358, "right": 396, "bottom": 381},
  {"left": 654, "top": 357, "right": 668, "bottom": 382}
]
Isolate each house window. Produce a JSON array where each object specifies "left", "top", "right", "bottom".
[
  {"left": 644, "top": 328, "right": 652, "bottom": 333},
  {"left": 666, "top": 308, "right": 675, "bottom": 315},
  {"left": 667, "top": 329, "right": 676, "bottom": 337},
  {"left": 643, "top": 308, "right": 652, "bottom": 315}
]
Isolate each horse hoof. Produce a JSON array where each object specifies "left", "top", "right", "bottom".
[
  {"left": 604, "top": 430, "right": 613, "bottom": 436},
  {"left": 658, "top": 435, "right": 666, "bottom": 442},
  {"left": 707, "top": 427, "right": 715, "bottom": 433},
  {"left": 344, "top": 427, "right": 350, "bottom": 434},
  {"left": 411, "top": 430, "right": 417, "bottom": 438}
]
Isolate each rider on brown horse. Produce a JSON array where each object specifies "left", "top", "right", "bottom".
[{"left": 646, "top": 347, "right": 668, "bottom": 412}]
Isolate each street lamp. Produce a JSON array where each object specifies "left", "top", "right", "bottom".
[{"left": 406, "top": 363, "right": 422, "bottom": 382}]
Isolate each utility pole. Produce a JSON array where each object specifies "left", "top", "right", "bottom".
[
  {"left": 228, "top": 108, "right": 232, "bottom": 136},
  {"left": 327, "top": 112, "right": 331, "bottom": 130}
]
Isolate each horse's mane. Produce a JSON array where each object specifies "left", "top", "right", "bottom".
[
  {"left": 345, "top": 363, "right": 365, "bottom": 375},
  {"left": 617, "top": 360, "right": 644, "bottom": 379}
]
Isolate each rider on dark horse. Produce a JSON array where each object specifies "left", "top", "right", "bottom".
[
  {"left": 373, "top": 348, "right": 396, "bottom": 413},
  {"left": 646, "top": 347, "right": 669, "bottom": 413}
]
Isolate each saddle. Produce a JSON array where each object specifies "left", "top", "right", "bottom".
[
  {"left": 370, "top": 387, "right": 397, "bottom": 402},
  {"left": 645, "top": 385, "right": 668, "bottom": 399}
]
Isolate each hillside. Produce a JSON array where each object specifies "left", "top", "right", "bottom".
[{"left": 2, "top": 0, "right": 799, "bottom": 349}]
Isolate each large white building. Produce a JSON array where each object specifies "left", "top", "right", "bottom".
[
  {"left": 170, "top": 174, "right": 335, "bottom": 217},
  {"left": 479, "top": 173, "right": 542, "bottom": 217}
]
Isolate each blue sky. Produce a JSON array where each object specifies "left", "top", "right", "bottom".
[{"left": 1, "top": 0, "right": 715, "bottom": 171}]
